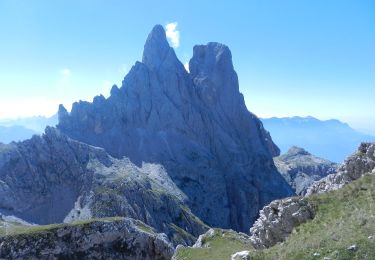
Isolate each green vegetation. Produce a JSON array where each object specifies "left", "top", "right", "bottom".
[
  {"left": 176, "top": 229, "right": 253, "bottom": 259},
  {"left": 169, "top": 223, "right": 197, "bottom": 244},
  {"left": 134, "top": 220, "right": 156, "bottom": 234},
  {"left": 175, "top": 174, "right": 375, "bottom": 259},
  {"left": 0, "top": 217, "right": 124, "bottom": 237}
]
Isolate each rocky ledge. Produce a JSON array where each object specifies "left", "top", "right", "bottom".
[
  {"left": 249, "top": 196, "right": 315, "bottom": 249},
  {"left": 0, "top": 217, "right": 174, "bottom": 260}
]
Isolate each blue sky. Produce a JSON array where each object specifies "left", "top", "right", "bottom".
[{"left": 1, "top": 0, "right": 374, "bottom": 134}]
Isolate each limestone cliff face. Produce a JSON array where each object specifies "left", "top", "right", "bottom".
[
  {"left": 57, "top": 25, "right": 293, "bottom": 232},
  {"left": 0, "top": 217, "right": 174, "bottom": 260},
  {"left": 0, "top": 127, "right": 207, "bottom": 246},
  {"left": 274, "top": 146, "right": 338, "bottom": 195}
]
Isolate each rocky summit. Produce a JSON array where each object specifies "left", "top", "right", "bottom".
[
  {"left": 57, "top": 24, "right": 293, "bottom": 232},
  {"left": 274, "top": 146, "right": 338, "bottom": 195}
]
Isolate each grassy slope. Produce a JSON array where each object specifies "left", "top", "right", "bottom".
[
  {"left": 0, "top": 217, "right": 125, "bottom": 237},
  {"left": 176, "top": 229, "right": 253, "bottom": 259},
  {"left": 176, "top": 174, "right": 375, "bottom": 260}
]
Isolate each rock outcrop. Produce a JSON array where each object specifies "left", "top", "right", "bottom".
[
  {"left": 249, "top": 197, "right": 315, "bottom": 249},
  {"left": 231, "top": 251, "right": 250, "bottom": 260},
  {"left": 0, "top": 127, "right": 207, "bottom": 246},
  {"left": 0, "top": 217, "right": 174, "bottom": 260},
  {"left": 306, "top": 142, "right": 375, "bottom": 195},
  {"left": 57, "top": 24, "right": 293, "bottom": 232},
  {"left": 248, "top": 143, "right": 375, "bottom": 249},
  {"left": 274, "top": 146, "right": 337, "bottom": 195}
]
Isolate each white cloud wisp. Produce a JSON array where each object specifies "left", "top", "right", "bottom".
[{"left": 165, "top": 22, "right": 180, "bottom": 48}]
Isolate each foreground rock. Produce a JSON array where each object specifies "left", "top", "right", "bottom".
[
  {"left": 249, "top": 196, "right": 315, "bottom": 248},
  {"left": 274, "top": 146, "right": 337, "bottom": 195},
  {"left": 306, "top": 142, "right": 375, "bottom": 195},
  {"left": 231, "top": 250, "right": 250, "bottom": 260},
  {"left": 0, "top": 217, "right": 174, "bottom": 260},
  {"left": 0, "top": 127, "right": 207, "bottom": 246},
  {"left": 57, "top": 24, "right": 293, "bottom": 232}
]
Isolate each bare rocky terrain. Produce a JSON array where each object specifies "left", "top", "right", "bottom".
[{"left": 274, "top": 146, "right": 338, "bottom": 195}]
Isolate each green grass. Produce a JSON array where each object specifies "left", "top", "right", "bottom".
[
  {"left": 0, "top": 217, "right": 125, "bottom": 237},
  {"left": 176, "top": 174, "right": 375, "bottom": 260},
  {"left": 134, "top": 220, "right": 156, "bottom": 234},
  {"left": 176, "top": 229, "right": 253, "bottom": 259}
]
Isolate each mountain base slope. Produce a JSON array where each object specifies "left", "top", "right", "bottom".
[{"left": 174, "top": 173, "right": 375, "bottom": 259}]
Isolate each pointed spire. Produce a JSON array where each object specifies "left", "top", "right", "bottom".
[
  {"left": 58, "top": 104, "right": 69, "bottom": 124},
  {"left": 142, "top": 25, "right": 171, "bottom": 70}
]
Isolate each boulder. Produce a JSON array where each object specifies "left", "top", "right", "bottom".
[{"left": 249, "top": 197, "right": 315, "bottom": 248}]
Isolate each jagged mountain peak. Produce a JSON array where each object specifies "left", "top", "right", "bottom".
[
  {"left": 54, "top": 24, "right": 293, "bottom": 233},
  {"left": 142, "top": 24, "right": 177, "bottom": 70},
  {"left": 190, "top": 42, "right": 234, "bottom": 78},
  {"left": 189, "top": 41, "right": 241, "bottom": 114}
]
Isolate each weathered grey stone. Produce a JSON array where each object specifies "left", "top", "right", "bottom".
[
  {"left": 249, "top": 197, "right": 315, "bottom": 249},
  {"left": 192, "top": 228, "right": 216, "bottom": 248},
  {"left": 274, "top": 146, "right": 337, "bottom": 195},
  {"left": 248, "top": 142, "right": 375, "bottom": 250},
  {"left": 57, "top": 24, "right": 293, "bottom": 233},
  {"left": 0, "top": 217, "right": 174, "bottom": 260},
  {"left": 306, "top": 142, "right": 375, "bottom": 196},
  {"left": 0, "top": 128, "right": 207, "bottom": 246},
  {"left": 231, "top": 250, "right": 251, "bottom": 260}
]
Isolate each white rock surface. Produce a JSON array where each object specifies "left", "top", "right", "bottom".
[
  {"left": 231, "top": 250, "right": 250, "bottom": 260},
  {"left": 249, "top": 197, "right": 315, "bottom": 248}
]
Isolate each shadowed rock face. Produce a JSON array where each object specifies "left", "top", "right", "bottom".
[
  {"left": 274, "top": 146, "right": 338, "bottom": 195},
  {"left": 57, "top": 25, "right": 293, "bottom": 232}
]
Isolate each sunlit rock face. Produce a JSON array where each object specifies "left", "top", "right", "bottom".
[{"left": 58, "top": 25, "right": 293, "bottom": 232}]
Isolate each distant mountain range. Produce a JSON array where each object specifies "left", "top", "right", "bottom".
[
  {"left": 0, "top": 125, "right": 38, "bottom": 144},
  {"left": 261, "top": 116, "right": 375, "bottom": 162},
  {"left": 0, "top": 115, "right": 57, "bottom": 143},
  {"left": 0, "top": 115, "right": 58, "bottom": 133}
]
